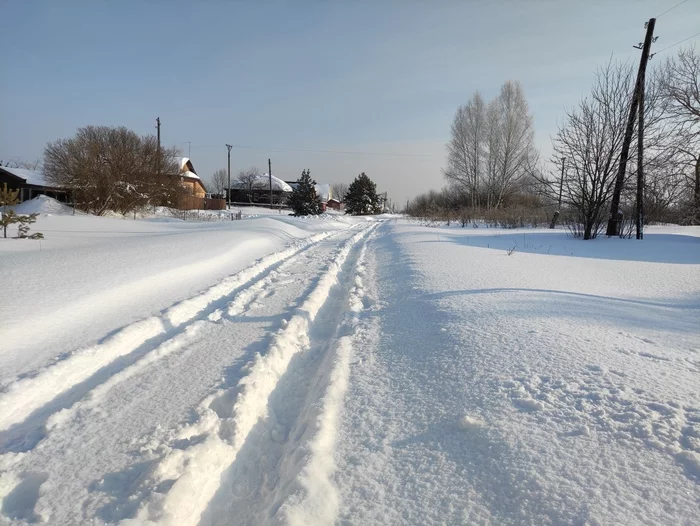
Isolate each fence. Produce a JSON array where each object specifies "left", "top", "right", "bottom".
[{"left": 178, "top": 196, "right": 227, "bottom": 210}]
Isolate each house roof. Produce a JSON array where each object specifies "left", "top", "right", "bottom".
[
  {"left": 177, "top": 157, "right": 200, "bottom": 180},
  {"left": 315, "top": 184, "right": 331, "bottom": 201},
  {"left": 283, "top": 181, "right": 333, "bottom": 201},
  {"left": 232, "top": 174, "right": 293, "bottom": 192},
  {"left": 1, "top": 166, "right": 50, "bottom": 187}
]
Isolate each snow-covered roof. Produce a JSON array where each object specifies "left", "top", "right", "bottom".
[
  {"left": 1, "top": 166, "right": 49, "bottom": 187},
  {"left": 283, "top": 181, "right": 333, "bottom": 201},
  {"left": 315, "top": 184, "right": 331, "bottom": 202},
  {"left": 177, "top": 157, "right": 200, "bottom": 180},
  {"left": 232, "top": 174, "right": 293, "bottom": 193}
]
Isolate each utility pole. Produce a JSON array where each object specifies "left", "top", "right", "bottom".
[
  {"left": 637, "top": 71, "right": 646, "bottom": 240},
  {"left": 156, "top": 117, "right": 161, "bottom": 176},
  {"left": 268, "top": 158, "right": 273, "bottom": 208},
  {"left": 558, "top": 157, "right": 566, "bottom": 209},
  {"left": 226, "top": 144, "right": 232, "bottom": 210},
  {"left": 606, "top": 18, "right": 655, "bottom": 236},
  {"left": 550, "top": 157, "right": 566, "bottom": 229}
]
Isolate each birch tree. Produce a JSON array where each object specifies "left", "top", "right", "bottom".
[{"left": 444, "top": 82, "right": 535, "bottom": 209}]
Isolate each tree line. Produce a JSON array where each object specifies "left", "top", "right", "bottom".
[
  {"left": 408, "top": 46, "right": 700, "bottom": 239},
  {"left": 15, "top": 122, "right": 380, "bottom": 218}
]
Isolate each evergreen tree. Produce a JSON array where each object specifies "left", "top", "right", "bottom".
[
  {"left": 345, "top": 172, "right": 382, "bottom": 215},
  {"left": 0, "top": 183, "right": 20, "bottom": 239},
  {"left": 288, "top": 169, "right": 323, "bottom": 216}
]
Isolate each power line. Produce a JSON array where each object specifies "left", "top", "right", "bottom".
[
  {"left": 189, "top": 143, "right": 436, "bottom": 158},
  {"left": 656, "top": 0, "right": 690, "bottom": 18},
  {"left": 655, "top": 30, "right": 700, "bottom": 53},
  {"left": 237, "top": 144, "right": 434, "bottom": 158}
]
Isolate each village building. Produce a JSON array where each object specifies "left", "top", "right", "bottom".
[
  {"left": 0, "top": 166, "right": 71, "bottom": 203},
  {"left": 229, "top": 174, "right": 293, "bottom": 205}
]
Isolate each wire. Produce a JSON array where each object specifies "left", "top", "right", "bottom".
[
  {"left": 655, "top": 30, "right": 700, "bottom": 53},
  {"left": 190, "top": 143, "right": 435, "bottom": 158},
  {"left": 656, "top": 0, "right": 690, "bottom": 18}
]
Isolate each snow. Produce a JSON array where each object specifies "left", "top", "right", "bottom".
[
  {"left": 177, "top": 158, "right": 200, "bottom": 180},
  {"left": 10, "top": 195, "right": 75, "bottom": 216},
  {"left": 315, "top": 184, "right": 331, "bottom": 201},
  {"left": 0, "top": 217, "right": 699, "bottom": 525},
  {"left": 334, "top": 222, "right": 700, "bottom": 525}
]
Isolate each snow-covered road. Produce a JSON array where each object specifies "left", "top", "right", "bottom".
[{"left": 1, "top": 215, "right": 699, "bottom": 525}]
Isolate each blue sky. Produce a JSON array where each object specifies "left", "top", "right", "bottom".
[{"left": 2, "top": 0, "right": 699, "bottom": 205}]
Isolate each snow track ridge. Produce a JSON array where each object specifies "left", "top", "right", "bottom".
[
  {"left": 275, "top": 234, "right": 374, "bottom": 526},
  {"left": 122, "top": 223, "right": 378, "bottom": 526},
  {"left": 0, "top": 229, "right": 340, "bottom": 433}
]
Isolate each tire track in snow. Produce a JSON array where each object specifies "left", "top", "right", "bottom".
[
  {"left": 0, "top": 228, "right": 350, "bottom": 437},
  {"left": 39, "top": 230, "right": 349, "bottom": 437},
  {"left": 120, "top": 223, "right": 379, "bottom": 526},
  {"left": 194, "top": 236, "right": 377, "bottom": 525},
  {"left": 275, "top": 233, "right": 378, "bottom": 526}
]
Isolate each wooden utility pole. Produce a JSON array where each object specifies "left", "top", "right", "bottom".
[
  {"left": 636, "top": 73, "right": 646, "bottom": 239},
  {"left": 268, "top": 159, "right": 273, "bottom": 208},
  {"left": 606, "top": 18, "right": 655, "bottom": 236},
  {"left": 558, "top": 157, "right": 566, "bottom": 209},
  {"left": 226, "top": 144, "right": 233, "bottom": 210},
  {"left": 156, "top": 117, "right": 161, "bottom": 176},
  {"left": 550, "top": 157, "right": 566, "bottom": 229}
]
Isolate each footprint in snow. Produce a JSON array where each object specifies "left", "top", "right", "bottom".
[{"left": 0, "top": 471, "right": 48, "bottom": 523}]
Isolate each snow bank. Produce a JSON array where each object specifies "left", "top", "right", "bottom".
[{"left": 11, "top": 195, "right": 74, "bottom": 215}]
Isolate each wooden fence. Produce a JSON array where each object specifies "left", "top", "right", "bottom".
[{"left": 179, "top": 196, "right": 227, "bottom": 210}]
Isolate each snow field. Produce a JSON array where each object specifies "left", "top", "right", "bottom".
[
  {"left": 0, "top": 229, "right": 341, "bottom": 433},
  {"left": 118, "top": 223, "right": 379, "bottom": 525},
  {"left": 2, "top": 211, "right": 698, "bottom": 525},
  {"left": 333, "top": 221, "right": 700, "bottom": 525}
]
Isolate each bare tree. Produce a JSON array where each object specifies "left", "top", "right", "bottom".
[
  {"left": 444, "top": 92, "right": 486, "bottom": 208},
  {"left": 660, "top": 46, "right": 700, "bottom": 223},
  {"left": 236, "top": 167, "right": 263, "bottom": 202},
  {"left": 491, "top": 81, "right": 536, "bottom": 209},
  {"left": 331, "top": 183, "right": 349, "bottom": 201},
  {"left": 210, "top": 168, "right": 227, "bottom": 197},
  {"left": 538, "top": 62, "right": 634, "bottom": 239},
  {"left": 44, "top": 126, "right": 180, "bottom": 215},
  {"left": 444, "top": 82, "right": 536, "bottom": 210}
]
